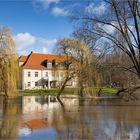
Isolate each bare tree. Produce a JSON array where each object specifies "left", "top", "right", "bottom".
[
  {"left": 71, "top": 0, "right": 140, "bottom": 95},
  {"left": 73, "top": 0, "right": 140, "bottom": 76}
]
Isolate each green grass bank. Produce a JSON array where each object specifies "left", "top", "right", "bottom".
[{"left": 19, "top": 87, "right": 117, "bottom": 96}]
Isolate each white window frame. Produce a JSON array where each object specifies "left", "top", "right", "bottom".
[
  {"left": 46, "top": 72, "right": 48, "bottom": 77},
  {"left": 35, "top": 72, "right": 38, "bottom": 77},
  {"left": 47, "top": 62, "right": 52, "bottom": 68},
  {"left": 27, "top": 82, "right": 31, "bottom": 87},
  {"left": 35, "top": 81, "right": 38, "bottom": 87},
  {"left": 28, "top": 72, "right": 31, "bottom": 77}
]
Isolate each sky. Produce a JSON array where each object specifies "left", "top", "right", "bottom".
[{"left": 0, "top": 0, "right": 105, "bottom": 55}]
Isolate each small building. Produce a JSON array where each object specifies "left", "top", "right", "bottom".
[{"left": 18, "top": 52, "right": 77, "bottom": 90}]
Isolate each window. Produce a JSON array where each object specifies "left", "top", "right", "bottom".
[
  {"left": 28, "top": 82, "right": 31, "bottom": 87},
  {"left": 35, "top": 82, "right": 38, "bottom": 87},
  {"left": 60, "top": 72, "right": 63, "bottom": 77},
  {"left": 47, "top": 62, "right": 52, "bottom": 68},
  {"left": 52, "top": 72, "right": 55, "bottom": 77},
  {"left": 56, "top": 72, "right": 59, "bottom": 78},
  {"left": 46, "top": 72, "right": 48, "bottom": 77},
  {"left": 28, "top": 72, "right": 31, "bottom": 77},
  {"left": 35, "top": 72, "right": 38, "bottom": 77}
]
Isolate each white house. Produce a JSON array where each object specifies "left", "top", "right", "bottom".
[{"left": 19, "top": 52, "right": 77, "bottom": 90}]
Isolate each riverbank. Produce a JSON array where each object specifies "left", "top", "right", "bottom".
[{"left": 19, "top": 87, "right": 117, "bottom": 96}]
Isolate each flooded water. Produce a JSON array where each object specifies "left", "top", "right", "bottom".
[{"left": 0, "top": 96, "right": 140, "bottom": 140}]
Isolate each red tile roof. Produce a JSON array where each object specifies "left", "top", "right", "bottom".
[
  {"left": 20, "top": 52, "right": 66, "bottom": 69},
  {"left": 19, "top": 55, "right": 27, "bottom": 62}
]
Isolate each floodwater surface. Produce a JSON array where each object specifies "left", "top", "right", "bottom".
[{"left": 0, "top": 96, "right": 140, "bottom": 140}]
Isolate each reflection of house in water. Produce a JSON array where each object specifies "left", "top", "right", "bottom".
[
  {"left": 20, "top": 96, "right": 58, "bottom": 136},
  {"left": 19, "top": 118, "right": 49, "bottom": 137},
  {"left": 21, "top": 96, "right": 79, "bottom": 124},
  {"left": 22, "top": 96, "right": 58, "bottom": 114},
  {"left": 22, "top": 96, "right": 79, "bottom": 115},
  {"left": 19, "top": 96, "right": 79, "bottom": 136},
  {"left": 20, "top": 118, "right": 48, "bottom": 130}
]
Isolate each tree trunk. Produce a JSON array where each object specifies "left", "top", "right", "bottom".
[
  {"left": 79, "top": 81, "right": 84, "bottom": 97},
  {"left": 116, "top": 85, "right": 140, "bottom": 97},
  {"left": 116, "top": 88, "right": 128, "bottom": 96},
  {"left": 57, "top": 77, "right": 69, "bottom": 98},
  {"left": 97, "top": 88, "right": 102, "bottom": 97},
  {"left": 4, "top": 83, "right": 8, "bottom": 99},
  {"left": 56, "top": 96, "right": 65, "bottom": 110}
]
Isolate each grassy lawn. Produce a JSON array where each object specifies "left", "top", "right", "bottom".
[
  {"left": 101, "top": 87, "right": 117, "bottom": 94},
  {"left": 19, "top": 89, "right": 58, "bottom": 96},
  {"left": 19, "top": 87, "right": 117, "bottom": 96}
]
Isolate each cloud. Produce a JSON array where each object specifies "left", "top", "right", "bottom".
[
  {"left": 51, "top": 7, "right": 68, "bottom": 16},
  {"left": 97, "top": 22, "right": 116, "bottom": 34},
  {"left": 13, "top": 32, "right": 57, "bottom": 55},
  {"left": 36, "top": 37, "right": 57, "bottom": 53},
  {"left": 35, "top": 0, "right": 60, "bottom": 9},
  {"left": 42, "top": 47, "right": 47, "bottom": 53},
  {"left": 33, "top": 0, "right": 69, "bottom": 17},
  {"left": 14, "top": 33, "right": 36, "bottom": 50},
  {"left": 86, "top": 2, "right": 107, "bottom": 15},
  {"left": 102, "top": 25, "right": 115, "bottom": 34}
]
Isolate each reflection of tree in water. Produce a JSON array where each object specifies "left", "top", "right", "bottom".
[
  {"left": 52, "top": 98, "right": 94, "bottom": 140},
  {"left": 0, "top": 97, "right": 21, "bottom": 140},
  {"left": 51, "top": 98, "right": 140, "bottom": 140}
]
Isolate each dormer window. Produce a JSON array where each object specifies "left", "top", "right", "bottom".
[
  {"left": 47, "top": 62, "right": 52, "bottom": 68},
  {"left": 46, "top": 72, "right": 48, "bottom": 77},
  {"left": 43, "top": 59, "right": 48, "bottom": 67}
]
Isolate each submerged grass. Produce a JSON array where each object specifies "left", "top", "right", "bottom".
[{"left": 19, "top": 87, "right": 117, "bottom": 96}]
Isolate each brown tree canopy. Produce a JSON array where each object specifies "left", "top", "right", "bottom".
[{"left": 57, "top": 38, "right": 99, "bottom": 97}]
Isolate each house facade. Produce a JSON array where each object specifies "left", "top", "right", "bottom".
[{"left": 19, "top": 52, "right": 77, "bottom": 90}]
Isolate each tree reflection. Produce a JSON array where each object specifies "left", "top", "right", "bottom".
[
  {"left": 51, "top": 98, "right": 94, "bottom": 140},
  {"left": 51, "top": 98, "right": 140, "bottom": 140},
  {"left": 0, "top": 97, "right": 20, "bottom": 140},
  {"left": 9, "top": 96, "right": 140, "bottom": 140},
  {"left": 56, "top": 96, "right": 65, "bottom": 111}
]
